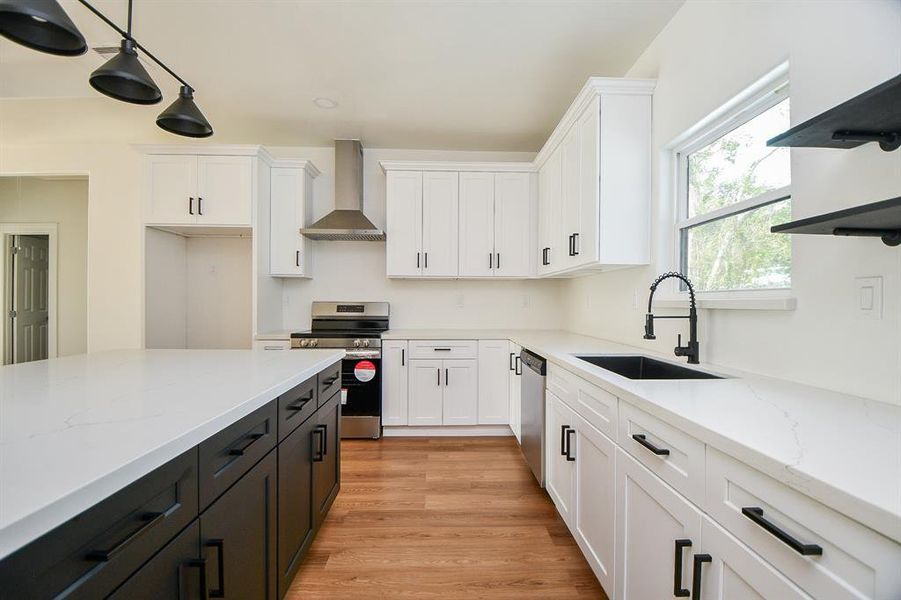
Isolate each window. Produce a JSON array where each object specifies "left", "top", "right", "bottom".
[{"left": 675, "top": 83, "right": 792, "bottom": 293}]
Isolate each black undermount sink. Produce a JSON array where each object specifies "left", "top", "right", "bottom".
[{"left": 575, "top": 355, "right": 724, "bottom": 380}]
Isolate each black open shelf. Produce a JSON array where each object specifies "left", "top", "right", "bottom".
[
  {"left": 767, "top": 74, "right": 901, "bottom": 152},
  {"left": 771, "top": 196, "right": 901, "bottom": 246}
]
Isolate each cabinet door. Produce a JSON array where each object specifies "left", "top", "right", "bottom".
[
  {"left": 443, "top": 359, "right": 478, "bottom": 425},
  {"left": 545, "top": 392, "right": 577, "bottom": 526},
  {"left": 561, "top": 124, "right": 581, "bottom": 270},
  {"left": 576, "top": 97, "right": 600, "bottom": 265},
  {"left": 408, "top": 359, "right": 443, "bottom": 426},
  {"left": 196, "top": 155, "right": 253, "bottom": 226},
  {"left": 573, "top": 414, "right": 616, "bottom": 596},
  {"left": 270, "top": 167, "right": 309, "bottom": 277},
  {"left": 615, "top": 448, "right": 701, "bottom": 600},
  {"left": 277, "top": 416, "right": 318, "bottom": 598},
  {"left": 477, "top": 340, "right": 510, "bottom": 424},
  {"left": 108, "top": 522, "right": 202, "bottom": 600},
  {"left": 385, "top": 171, "right": 423, "bottom": 277},
  {"left": 538, "top": 148, "right": 563, "bottom": 274},
  {"left": 509, "top": 342, "right": 522, "bottom": 441},
  {"left": 458, "top": 172, "right": 495, "bottom": 277},
  {"left": 201, "top": 450, "right": 277, "bottom": 600},
  {"left": 494, "top": 172, "right": 532, "bottom": 277},
  {"left": 146, "top": 154, "right": 197, "bottom": 224},
  {"left": 313, "top": 392, "right": 341, "bottom": 529},
  {"left": 382, "top": 340, "right": 409, "bottom": 426},
  {"left": 697, "top": 516, "right": 810, "bottom": 600},
  {"left": 421, "top": 171, "right": 459, "bottom": 277}
]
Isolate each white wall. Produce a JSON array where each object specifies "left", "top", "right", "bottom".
[
  {"left": 0, "top": 176, "right": 88, "bottom": 356},
  {"left": 562, "top": 0, "right": 901, "bottom": 405},
  {"left": 266, "top": 147, "right": 565, "bottom": 331},
  {"left": 144, "top": 227, "right": 186, "bottom": 349}
]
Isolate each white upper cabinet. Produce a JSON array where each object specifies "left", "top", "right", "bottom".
[
  {"left": 493, "top": 172, "right": 533, "bottom": 277},
  {"left": 421, "top": 171, "right": 459, "bottom": 277},
  {"left": 385, "top": 171, "right": 423, "bottom": 277},
  {"left": 269, "top": 163, "right": 318, "bottom": 277},
  {"left": 535, "top": 78, "right": 654, "bottom": 276},
  {"left": 145, "top": 153, "right": 254, "bottom": 226},
  {"left": 459, "top": 172, "right": 496, "bottom": 277}
]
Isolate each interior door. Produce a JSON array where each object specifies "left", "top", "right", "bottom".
[
  {"left": 196, "top": 155, "right": 253, "bottom": 226},
  {"left": 146, "top": 154, "right": 197, "bottom": 224},
  {"left": 545, "top": 392, "right": 576, "bottom": 526},
  {"left": 408, "top": 359, "right": 443, "bottom": 425},
  {"left": 385, "top": 171, "right": 423, "bottom": 277},
  {"left": 615, "top": 448, "right": 702, "bottom": 600},
  {"left": 421, "top": 171, "right": 459, "bottom": 277},
  {"left": 201, "top": 450, "right": 277, "bottom": 600},
  {"left": 477, "top": 340, "right": 509, "bottom": 424},
  {"left": 12, "top": 234, "right": 49, "bottom": 363},
  {"left": 313, "top": 393, "right": 341, "bottom": 529},
  {"left": 277, "top": 416, "right": 318, "bottom": 598},
  {"left": 442, "top": 359, "right": 478, "bottom": 425},
  {"left": 494, "top": 172, "right": 532, "bottom": 277},
  {"left": 382, "top": 340, "right": 409, "bottom": 426},
  {"left": 561, "top": 124, "right": 581, "bottom": 269},
  {"left": 573, "top": 413, "right": 616, "bottom": 596},
  {"left": 458, "top": 172, "right": 495, "bottom": 277},
  {"left": 269, "top": 167, "right": 303, "bottom": 276}
]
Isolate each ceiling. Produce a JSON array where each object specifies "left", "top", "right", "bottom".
[{"left": 0, "top": 0, "right": 682, "bottom": 149}]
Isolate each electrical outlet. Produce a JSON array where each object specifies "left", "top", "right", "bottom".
[{"left": 855, "top": 276, "right": 882, "bottom": 320}]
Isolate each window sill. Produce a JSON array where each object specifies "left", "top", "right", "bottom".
[{"left": 653, "top": 293, "right": 797, "bottom": 311}]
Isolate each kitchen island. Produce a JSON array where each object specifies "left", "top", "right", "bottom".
[{"left": 0, "top": 348, "right": 344, "bottom": 598}]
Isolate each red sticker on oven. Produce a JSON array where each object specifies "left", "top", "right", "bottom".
[{"left": 354, "top": 360, "right": 377, "bottom": 382}]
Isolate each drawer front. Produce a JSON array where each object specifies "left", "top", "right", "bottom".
[
  {"left": 549, "top": 365, "right": 617, "bottom": 441},
  {"left": 199, "top": 400, "right": 277, "bottom": 509},
  {"left": 618, "top": 401, "right": 705, "bottom": 506},
  {"left": 706, "top": 447, "right": 901, "bottom": 600},
  {"left": 408, "top": 339, "right": 478, "bottom": 359},
  {"left": 317, "top": 361, "right": 342, "bottom": 406},
  {"left": 278, "top": 376, "right": 317, "bottom": 440},
  {"left": 0, "top": 450, "right": 198, "bottom": 600}
]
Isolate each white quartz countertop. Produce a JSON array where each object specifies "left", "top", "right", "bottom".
[
  {"left": 0, "top": 348, "right": 344, "bottom": 560},
  {"left": 384, "top": 329, "right": 901, "bottom": 543}
]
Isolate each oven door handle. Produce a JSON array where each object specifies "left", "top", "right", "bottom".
[{"left": 345, "top": 350, "right": 381, "bottom": 359}]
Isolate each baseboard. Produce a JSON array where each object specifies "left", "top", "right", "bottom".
[{"left": 382, "top": 425, "right": 514, "bottom": 437}]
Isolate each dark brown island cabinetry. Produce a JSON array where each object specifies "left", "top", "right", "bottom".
[{"left": 0, "top": 360, "right": 342, "bottom": 600}]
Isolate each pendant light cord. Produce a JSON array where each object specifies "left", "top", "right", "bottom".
[{"left": 76, "top": 0, "right": 191, "bottom": 89}]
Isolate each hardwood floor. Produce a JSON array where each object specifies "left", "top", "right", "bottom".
[{"left": 288, "top": 436, "right": 607, "bottom": 599}]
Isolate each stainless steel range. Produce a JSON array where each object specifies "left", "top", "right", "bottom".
[{"left": 291, "top": 302, "right": 389, "bottom": 439}]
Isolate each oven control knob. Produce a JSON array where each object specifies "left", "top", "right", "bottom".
[
  {"left": 300, "top": 339, "right": 309, "bottom": 348},
  {"left": 362, "top": 339, "right": 370, "bottom": 347},
  {"left": 353, "top": 339, "right": 362, "bottom": 348},
  {"left": 310, "top": 339, "right": 319, "bottom": 347}
]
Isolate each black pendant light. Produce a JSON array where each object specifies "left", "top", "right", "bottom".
[
  {"left": 0, "top": 0, "right": 87, "bottom": 56},
  {"left": 89, "top": 37, "right": 161, "bottom": 104},
  {"left": 156, "top": 85, "right": 213, "bottom": 138}
]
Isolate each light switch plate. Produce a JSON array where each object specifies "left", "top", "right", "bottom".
[{"left": 855, "top": 276, "right": 882, "bottom": 320}]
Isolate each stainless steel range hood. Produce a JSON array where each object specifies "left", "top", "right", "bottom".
[{"left": 299, "top": 140, "right": 386, "bottom": 241}]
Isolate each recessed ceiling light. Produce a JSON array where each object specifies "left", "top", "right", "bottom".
[{"left": 313, "top": 97, "right": 338, "bottom": 109}]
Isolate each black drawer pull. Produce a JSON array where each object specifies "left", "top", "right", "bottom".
[
  {"left": 741, "top": 507, "right": 823, "bottom": 556},
  {"left": 86, "top": 511, "right": 166, "bottom": 561},
  {"left": 179, "top": 558, "right": 208, "bottom": 600},
  {"left": 560, "top": 425, "right": 569, "bottom": 457},
  {"left": 691, "top": 553, "right": 711, "bottom": 598},
  {"left": 565, "top": 428, "right": 576, "bottom": 462},
  {"left": 632, "top": 433, "right": 670, "bottom": 456},
  {"left": 509, "top": 352, "right": 515, "bottom": 371},
  {"left": 205, "top": 539, "right": 225, "bottom": 597},
  {"left": 515, "top": 355, "right": 521, "bottom": 375},
  {"left": 321, "top": 375, "right": 339, "bottom": 388},
  {"left": 321, "top": 424, "right": 329, "bottom": 456},
  {"left": 312, "top": 426, "right": 325, "bottom": 462},
  {"left": 227, "top": 432, "right": 264, "bottom": 456},
  {"left": 285, "top": 395, "right": 313, "bottom": 413},
  {"left": 433, "top": 348, "right": 452, "bottom": 352},
  {"left": 673, "top": 539, "right": 692, "bottom": 597}
]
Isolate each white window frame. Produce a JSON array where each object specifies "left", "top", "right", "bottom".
[{"left": 666, "top": 62, "right": 794, "bottom": 307}]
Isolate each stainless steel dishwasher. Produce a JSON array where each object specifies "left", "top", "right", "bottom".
[{"left": 519, "top": 349, "right": 547, "bottom": 486}]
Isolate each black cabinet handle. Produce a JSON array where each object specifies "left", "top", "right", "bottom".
[
  {"left": 321, "top": 375, "right": 339, "bottom": 388},
  {"left": 433, "top": 348, "right": 452, "bottom": 352},
  {"left": 295, "top": 250, "right": 300, "bottom": 267},
  {"left": 312, "top": 426, "right": 325, "bottom": 462},
  {"left": 691, "top": 553, "right": 712, "bottom": 598},
  {"left": 489, "top": 253, "right": 493, "bottom": 269},
  {"left": 86, "top": 510, "right": 166, "bottom": 561},
  {"left": 285, "top": 394, "right": 313, "bottom": 413},
  {"left": 632, "top": 433, "right": 670, "bottom": 456},
  {"left": 496, "top": 253, "right": 500, "bottom": 269},
  {"left": 515, "top": 355, "right": 521, "bottom": 375},
  {"left": 673, "top": 539, "right": 692, "bottom": 597},
  {"left": 542, "top": 247, "right": 550, "bottom": 266},
  {"left": 321, "top": 424, "right": 328, "bottom": 456},
  {"left": 572, "top": 232, "right": 580, "bottom": 256},
  {"left": 228, "top": 432, "right": 264, "bottom": 456},
  {"left": 205, "top": 539, "right": 225, "bottom": 598},
  {"left": 565, "top": 428, "right": 576, "bottom": 461},
  {"left": 197, "top": 197, "right": 203, "bottom": 216},
  {"left": 445, "top": 368, "right": 449, "bottom": 386},
  {"left": 179, "top": 559, "right": 208, "bottom": 600},
  {"left": 417, "top": 252, "right": 420, "bottom": 268},
  {"left": 509, "top": 352, "right": 515, "bottom": 371},
  {"left": 567, "top": 234, "right": 574, "bottom": 256},
  {"left": 424, "top": 252, "right": 428, "bottom": 268},
  {"left": 560, "top": 425, "right": 569, "bottom": 457},
  {"left": 437, "top": 367, "right": 441, "bottom": 386},
  {"left": 741, "top": 507, "right": 823, "bottom": 556},
  {"left": 402, "top": 348, "right": 405, "bottom": 366},
  {"left": 188, "top": 197, "right": 194, "bottom": 215}
]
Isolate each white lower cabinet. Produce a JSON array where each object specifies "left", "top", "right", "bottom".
[
  {"left": 381, "top": 340, "right": 408, "bottom": 426},
  {"left": 477, "top": 340, "right": 510, "bottom": 424},
  {"left": 407, "top": 358, "right": 477, "bottom": 426},
  {"left": 615, "top": 447, "right": 702, "bottom": 600},
  {"left": 545, "top": 391, "right": 577, "bottom": 526},
  {"left": 408, "top": 359, "right": 444, "bottom": 425},
  {"left": 443, "top": 359, "right": 478, "bottom": 425}
]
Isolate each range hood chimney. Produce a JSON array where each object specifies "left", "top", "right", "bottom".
[{"left": 299, "top": 140, "right": 385, "bottom": 241}]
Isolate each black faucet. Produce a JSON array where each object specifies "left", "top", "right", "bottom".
[{"left": 643, "top": 272, "right": 700, "bottom": 364}]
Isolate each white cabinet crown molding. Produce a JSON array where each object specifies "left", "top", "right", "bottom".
[
  {"left": 135, "top": 145, "right": 321, "bottom": 176},
  {"left": 379, "top": 160, "right": 536, "bottom": 173},
  {"left": 268, "top": 159, "right": 321, "bottom": 178}
]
